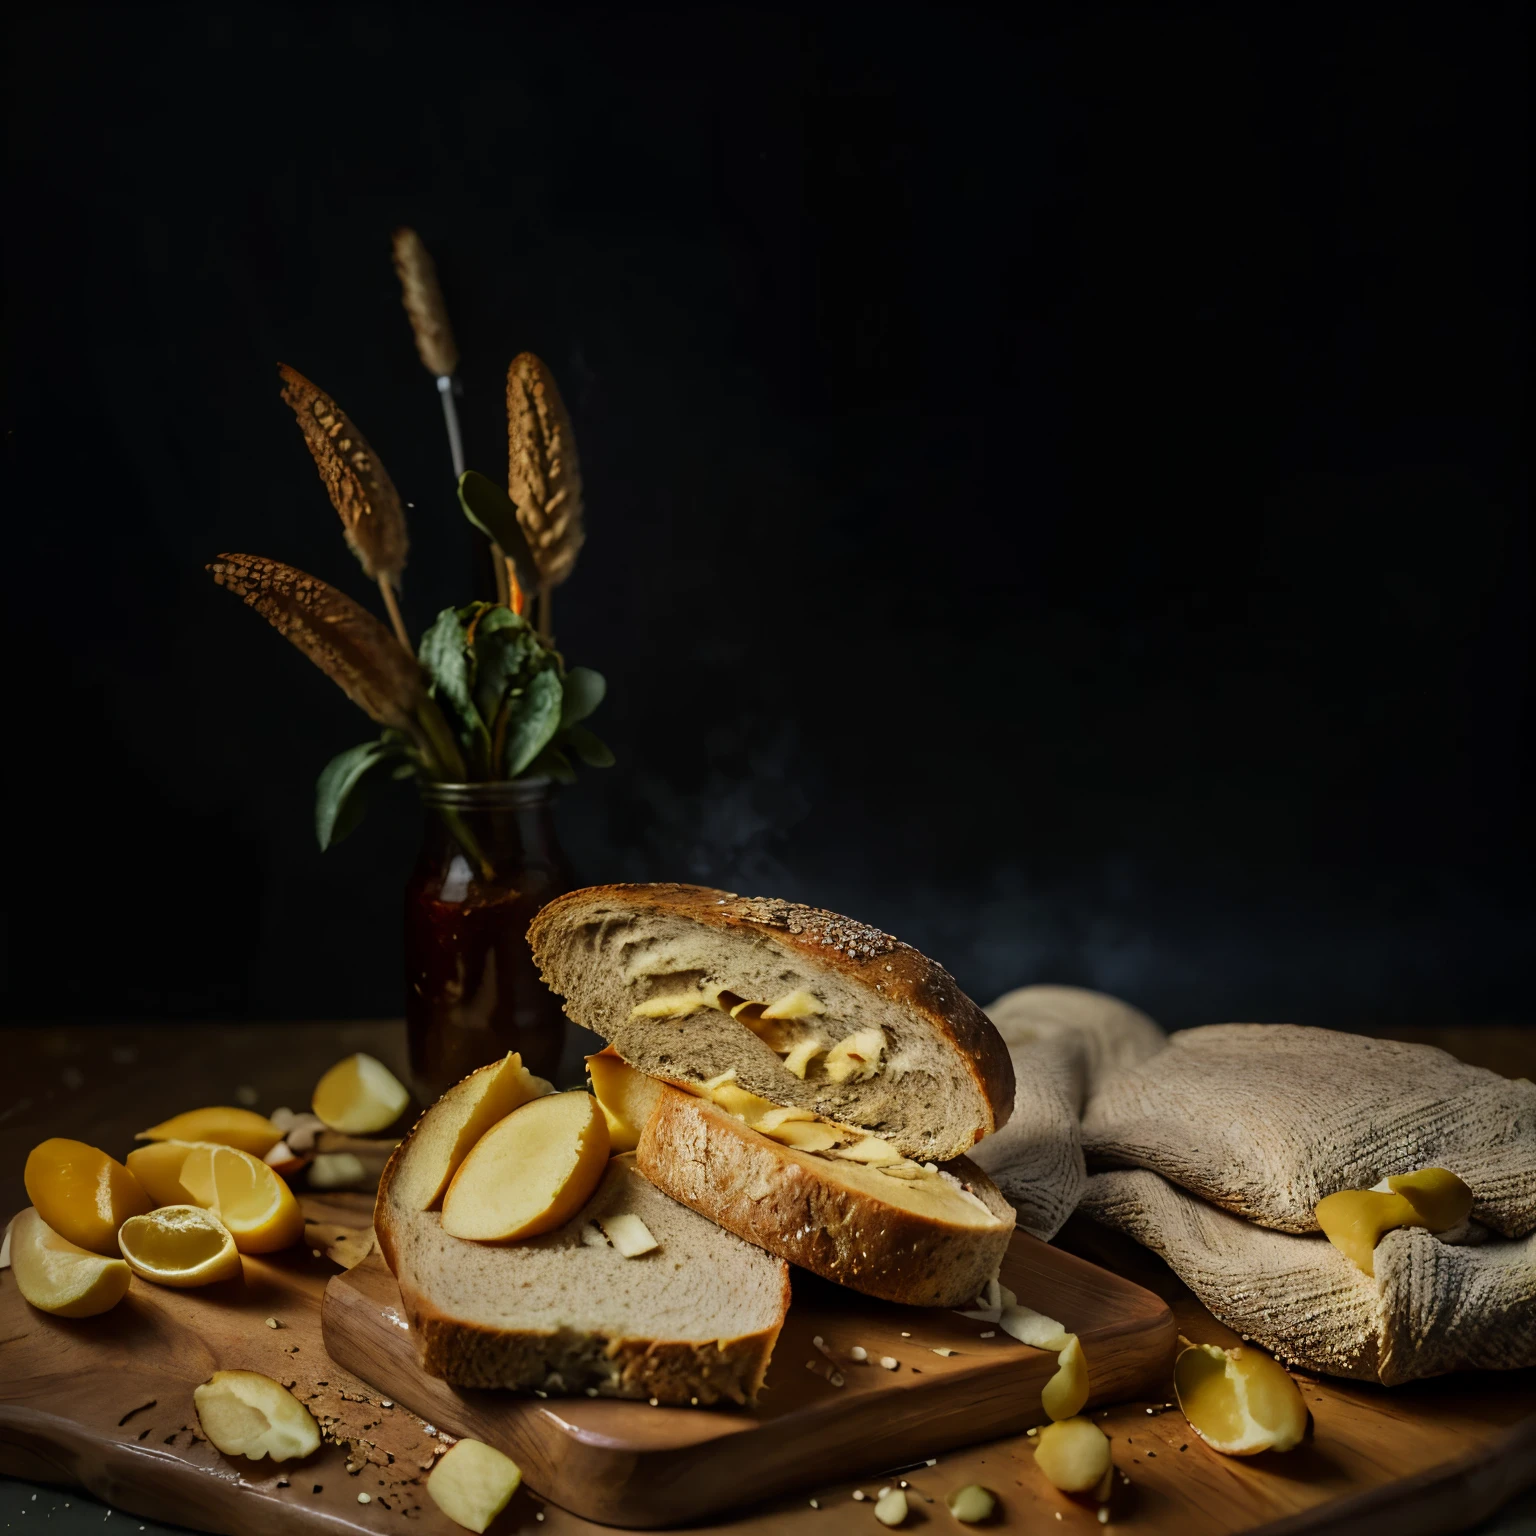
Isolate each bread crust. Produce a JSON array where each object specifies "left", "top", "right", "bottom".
[
  {"left": 638, "top": 1088, "right": 1016, "bottom": 1308},
  {"left": 529, "top": 883, "right": 1015, "bottom": 1146}
]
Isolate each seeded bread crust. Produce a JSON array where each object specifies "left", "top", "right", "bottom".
[
  {"left": 638, "top": 1088, "right": 1016, "bottom": 1307},
  {"left": 529, "top": 883, "right": 1015, "bottom": 1161}
]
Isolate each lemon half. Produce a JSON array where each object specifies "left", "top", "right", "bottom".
[{"left": 118, "top": 1204, "right": 242, "bottom": 1287}]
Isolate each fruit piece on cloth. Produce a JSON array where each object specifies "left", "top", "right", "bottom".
[
  {"left": 1041, "top": 1334, "right": 1089, "bottom": 1421},
  {"left": 135, "top": 1107, "right": 283, "bottom": 1158},
  {"left": 312, "top": 1053, "right": 411, "bottom": 1135},
  {"left": 1173, "top": 1339, "right": 1308, "bottom": 1454},
  {"left": 442, "top": 1091, "right": 609, "bottom": 1242},
  {"left": 427, "top": 1439, "right": 523, "bottom": 1532},
  {"left": 1315, "top": 1167, "right": 1475, "bottom": 1276},
  {"left": 178, "top": 1144, "right": 305, "bottom": 1253},
  {"left": 1033, "top": 1416, "right": 1112, "bottom": 1492},
  {"left": 23, "top": 1138, "right": 151, "bottom": 1255},
  {"left": 193, "top": 1370, "right": 320, "bottom": 1461},
  {"left": 117, "top": 1204, "right": 242, "bottom": 1288},
  {"left": 9, "top": 1207, "right": 132, "bottom": 1317}
]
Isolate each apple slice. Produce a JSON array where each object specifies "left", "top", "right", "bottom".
[
  {"left": 441, "top": 1092, "right": 609, "bottom": 1242},
  {"left": 193, "top": 1370, "right": 320, "bottom": 1461},
  {"left": 586, "top": 1050, "right": 663, "bottom": 1153},
  {"left": 427, "top": 1439, "right": 523, "bottom": 1532},
  {"left": 9, "top": 1208, "right": 132, "bottom": 1317},
  {"left": 312, "top": 1053, "right": 411, "bottom": 1135}
]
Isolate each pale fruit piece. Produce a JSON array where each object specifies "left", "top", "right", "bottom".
[
  {"left": 126, "top": 1140, "right": 203, "bottom": 1207},
  {"left": 1041, "top": 1334, "right": 1088, "bottom": 1421},
  {"left": 118, "top": 1205, "right": 242, "bottom": 1288},
  {"left": 427, "top": 1438, "right": 523, "bottom": 1532},
  {"left": 1173, "top": 1340, "right": 1308, "bottom": 1455},
  {"left": 8, "top": 1208, "right": 132, "bottom": 1318},
  {"left": 1388, "top": 1167, "right": 1474, "bottom": 1231},
  {"left": 1315, "top": 1166, "right": 1473, "bottom": 1276},
  {"left": 24, "top": 1138, "right": 151, "bottom": 1256},
  {"left": 999, "top": 1304, "right": 1072, "bottom": 1351},
  {"left": 822, "top": 1028, "right": 886, "bottom": 1084},
  {"left": 586, "top": 1051, "right": 662, "bottom": 1153},
  {"left": 135, "top": 1107, "right": 283, "bottom": 1158},
  {"left": 947, "top": 1484, "right": 997, "bottom": 1523},
  {"left": 874, "top": 1487, "right": 909, "bottom": 1526},
  {"left": 193, "top": 1370, "right": 320, "bottom": 1461},
  {"left": 391, "top": 1053, "right": 552, "bottom": 1210},
  {"left": 312, "top": 1053, "right": 411, "bottom": 1135},
  {"left": 442, "top": 1092, "right": 609, "bottom": 1242},
  {"left": 179, "top": 1144, "right": 305, "bottom": 1253},
  {"left": 597, "top": 1212, "right": 659, "bottom": 1257},
  {"left": 1033, "top": 1416, "right": 1112, "bottom": 1492}
]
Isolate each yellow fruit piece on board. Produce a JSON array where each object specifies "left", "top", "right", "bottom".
[
  {"left": 179, "top": 1144, "right": 304, "bottom": 1254},
  {"left": 586, "top": 1051, "right": 663, "bottom": 1154},
  {"left": 125, "top": 1140, "right": 205, "bottom": 1207},
  {"left": 24, "top": 1138, "right": 151, "bottom": 1256},
  {"left": 442, "top": 1092, "right": 609, "bottom": 1242},
  {"left": 1041, "top": 1333, "right": 1089, "bottom": 1421},
  {"left": 9, "top": 1207, "right": 132, "bottom": 1318},
  {"left": 1034, "top": 1416, "right": 1112, "bottom": 1492},
  {"left": 1174, "top": 1340, "right": 1308, "bottom": 1455},
  {"left": 427, "top": 1439, "right": 524, "bottom": 1532},
  {"left": 312, "top": 1053, "right": 411, "bottom": 1135},
  {"left": 118, "top": 1204, "right": 242, "bottom": 1288},
  {"left": 135, "top": 1107, "right": 283, "bottom": 1158},
  {"left": 194, "top": 1371, "right": 320, "bottom": 1461}
]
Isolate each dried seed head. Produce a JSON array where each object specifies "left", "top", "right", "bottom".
[{"left": 391, "top": 228, "right": 459, "bottom": 377}]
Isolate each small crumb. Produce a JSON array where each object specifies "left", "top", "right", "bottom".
[
  {"left": 809, "top": 1498, "right": 819, "bottom": 1508},
  {"left": 265, "top": 1317, "right": 280, "bottom": 1329},
  {"left": 536, "top": 1515, "right": 545, "bottom": 1524},
  {"left": 649, "top": 1398, "right": 659, "bottom": 1407},
  {"left": 585, "top": 1388, "right": 599, "bottom": 1397},
  {"left": 900, "top": 1331, "right": 911, "bottom": 1338},
  {"left": 312, "top": 1486, "right": 322, "bottom": 1494},
  {"left": 691, "top": 1396, "right": 699, "bottom": 1405},
  {"left": 1098, "top": 1510, "right": 1110, "bottom": 1525},
  {"left": 880, "top": 1356, "right": 899, "bottom": 1370},
  {"left": 311, "top": 1249, "right": 322, "bottom": 1257},
  {"left": 925, "top": 1458, "right": 937, "bottom": 1466},
  {"left": 1027, "top": 1427, "right": 1038, "bottom": 1437},
  {"left": 899, "top": 1480, "right": 909, "bottom": 1488},
  {"left": 980, "top": 1331, "right": 995, "bottom": 1338},
  {"left": 534, "top": 1390, "right": 547, "bottom": 1398},
  {"left": 853, "top": 1490, "right": 866, "bottom": 1501},
  {"left": 1147, "top": 1451, "right": 1156, "bottom": 1458},
  {"left": 931, "top": 1348, "right": 955, "bottom": 1357},
  {"left": 1056, "top": 1514, "right": 1063, "bottom": 1521},
  {"left": 357, "top": 1493, "right": 371, "bottom": 1504},
  {"left": 424, "top": 1425, "right": 436, "bottom": 1435},
  {"left": 850, "top": 1346, "right": 867, "bottom": 1362},
  {"left": 813, "top": 1335, "right": 824, "bottom": 1348},
  {"left": 381, "top": 1400, "right": 392, "bottom": 1408},
  {"left": 276, "top": 1480, "right": 288, "bottom": 1489},
  {"left": 1179, "top": 1444, "right": 1188, "bottom": 1451}
]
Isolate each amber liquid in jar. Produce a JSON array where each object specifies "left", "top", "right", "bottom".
[{"left": 404, "top": 781, "right": 573, "bottom": 1102}]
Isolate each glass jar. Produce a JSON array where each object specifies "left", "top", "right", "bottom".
[{"left": 404, "top": 780, "right": 574, "bottom": 1102}]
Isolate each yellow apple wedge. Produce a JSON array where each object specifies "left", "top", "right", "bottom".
[{"left": 586, "top": 1049, "right": 664, "bottom": 1153}]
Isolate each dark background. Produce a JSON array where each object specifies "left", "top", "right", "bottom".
[{"left": 3, "top": 3, "right": 1529, "bottom": 1031}]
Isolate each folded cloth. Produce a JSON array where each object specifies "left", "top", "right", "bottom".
[
  {"left": 1082, "top": 1024, "right": 1536, "bottom": 1237},
  {"left": 1080, "top": 1168, "right": 1536, "bottom": 1384},
  {"left": 969, "top": 985, "right": 1164, "bottom": 1240}
]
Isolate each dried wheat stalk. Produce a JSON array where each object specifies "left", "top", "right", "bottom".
[
  {"left": 208, "top": 555, "right": 424, "bottom": 732},
  {"left": 507, "top": 352, "right": 584, "bottom": 630},
  {"left": 278, "top": 364, "right": 411, "bottom": 648},
  {"left": 392, "top": 227, "right": 459, "bottom": 378}
]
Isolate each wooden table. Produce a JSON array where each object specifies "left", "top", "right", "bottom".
[{"left": 3, "top": 1020, "right": 1534, "bottom": 1536}]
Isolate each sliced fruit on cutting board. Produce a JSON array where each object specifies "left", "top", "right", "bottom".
[
  {"left": 441, "top": 1091, "right": 609, "bottom": 1242},
  {"left": 193, "top": 1370, "right": 320, "bottom": 1461},
  {"left": 126, "top": 1140, "right": 203, "bottom": 1206},
  {"left": 1173, "top": 1339, "right": 1308, "bottom": 1454},
  {"left": 23, "top": 1138, "right": 151, "bottom": 1255},
  {"left": 387, "top": 1052, "right": 552, "bottom": 1212},
  {"left": 8, "top": 1207, "right": 132, "bottom": 1317},
  {"left": 1033, "top": 1415, "right": 1113, "bottom": 1492},
  {"left": 427, "top": 1439, "right": 524, "bottom": 1532},
  {"left": 118, "top": 1204, "right": 242, "bottom": 1288},
  {"left": 135, "top": 1107, "right": 284, "bottom": 1157},
  {"left": 312, "top": 1053, "right": 411, "bottom": 1135},
  {"left": 178, "top": 1144, "right": 304, "bottom": 1253}
]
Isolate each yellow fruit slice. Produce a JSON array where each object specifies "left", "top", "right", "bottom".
[
  {"left": 194, "top": 1371, "right": 320, "bottom": 1461},
  {"left": 1174, "top": 1340, "right": 1308, "bottom": 1454},
  {"left": 427, "top": 1439, "right": 523, "bottom": 1532},
  {"left": 1034, "top": 1415, "right": 1112, "bottom": 1492},
  {"left": 442, "top": 1091, "right": 610, "bottom": 1242},
  {"left": 118, "top": 1204, "right": 242, "bottom": 1288},
  {"left": 586, "top": 1050, "right": 663, "bottom": 1154},
  {"left": 9, "top": 1207, "right": 132, "bottom": 1318},
  {"left": 178, "top": 1144, "right": 304, "bottom": 1254},
  {"left": 125, "top": 1140, "right": 205, "bottom": 1206},
  {"left": 23, "top": 1138, "right": 151, "bottom": 1256},
  {"left": 135, "top": 1107, "right": 283, "bottom": 1158},
  {"left": 312, "top": 1053, "right": 411, "bottom": 1135},
  {"left": 1041, "top": 1334, "right": 1089, "bottom": 1421}
]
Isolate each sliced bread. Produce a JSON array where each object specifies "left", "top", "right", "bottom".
[{"left": 528, "top": 883, "right": 1014, "bottom": 1164}]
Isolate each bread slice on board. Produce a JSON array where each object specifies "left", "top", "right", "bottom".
[
  {"left": 529, "top": 883, "right": 1015, "bottom": 1164},
  {"left": 639, "top": 1087, "right": 1015, "bottom": 1307},
  {"left": 375, "top": 1068, "right": 789, "bottom": 1405}
]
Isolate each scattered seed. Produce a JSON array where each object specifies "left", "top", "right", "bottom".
[
  {"left": 809, "top": 1498, "right": 819, "bottom": 1507},
  {"left": 900, "top": 1331, "right": 911, "bottom": 1338},
  {"left": 931, "top": 1348, "right": 955, "bottom": 1357},
  {"left": 880, "top": 1356, "right": 899, "bottom": 1370},
  {"left": 649, "top": 1398, "right": 659, "bottom": 1407},
  {"left": 381, "top": 1400, "right": 392, "bottom": 1408},
  {"left": 853, "top": 1490, "right": 866, "bottom": 1501},
  {"left": 980, "top": 1331, "right": 995, "bottom": 1338},
  {"left": 850, "top": 1346, "right": 868, "bottom": 1362},
  {"left": 1098, "top": 1510, "right": 1110, "bottom": 1525},
  {"left": 357, "top": 1493, "right": 371, "bottom": 1504},
  {"left": 265, "top": 1317, "right": 280, "bottom": 1329},
  {"left": 926, "top": 1459, "right": 937, "bottom": 1466}
]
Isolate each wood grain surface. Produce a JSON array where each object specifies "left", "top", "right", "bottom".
[{"left": 3, "top": 1020, "right": 1533, "bottom": 1536}]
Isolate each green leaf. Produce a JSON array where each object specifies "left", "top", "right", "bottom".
[
  {"left": 503, "top": 667, "right": 564, "bottom": 777},
  {"left": 560, "top": 666, "right": 606, "bottom": 727},
  {"left": 527, "top": 743, "right": 578, "bottom": 785},
  {"left": 420, "top": 607, "right": 490, "bottom": 771},
  {"left": 473, "top": 607, "right": 539, "bottom": 724},
  {"left": 565, "top": 724, "right": 615, "bottom": 768},
  {"left": 316, "top": 739, "right": 402, "bottom": 849},
  {"left": 458, "top": 470, "right": 542, "bottom": 598}
]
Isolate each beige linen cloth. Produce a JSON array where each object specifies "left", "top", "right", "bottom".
[{"left": 1075, "top": 1023, "right": 1536, "bottom": 1384}]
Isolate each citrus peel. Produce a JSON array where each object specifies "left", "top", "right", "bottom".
[
  {"left": 23, "top": 1138, "right": 150, "bottom": 1255},
  {"left": 118, "top": 1204, "right": 242, "bottom": 1288},
  {"left": 135, "top": 1107, "right": 283, "bottom": 1158}
]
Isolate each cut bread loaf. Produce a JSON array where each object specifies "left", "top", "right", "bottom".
[
  {"left": 638, "top": 1087, "right": 1016, "bottom": 1307},
  {"left": 375, "top": 1062, "right": 789, "bottom": 1405},
  {"left": 529, "top": 883, "right": 1014, "bottom": 1164}
]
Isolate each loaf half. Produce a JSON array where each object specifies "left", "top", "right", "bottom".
[
  {"left": 638, "top": 1088, "right": 1016, "bottom": 1307},
  {"left": 529, "top": 883, "right": 1014, "bottom": 1164}
]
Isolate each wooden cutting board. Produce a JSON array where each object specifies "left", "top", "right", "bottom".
[{"left": 321, "top": 1229, "right": 1175, "bottom": 1527}]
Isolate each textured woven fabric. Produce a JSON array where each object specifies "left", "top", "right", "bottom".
[
  {"left": 1081, "top": 1168, "right": 1536, "bottom": 1384},
  {"left": 1082, "top": 1024, "right": 1536, "bottom": 1236},
  {"left": 969, "top": 985, "right": 1164, "bottom": 1239}
]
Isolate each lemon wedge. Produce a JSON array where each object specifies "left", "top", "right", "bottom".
[
  {"left": 135, "top": 1107, "right": 283, "bottom": 1158},
  {"left": 125, "top": 1140, "right": 204, "bottom": 1206},
  {"left": 1174, "top": 1339, "right": 1308, "bottom": 1455},
  {"left": 118, "top": 1204, "right": 242, "bottom": 1288},
  {"left": 24, "top": 1138, "right": 151, "bottom": 1256},
  {"left": 9, "top": 1207, "right": 132, "bottom": 1317},
  {"left": 312, "top": 1053, "right": 410, "bottom": 1135},
  {"left": 178, "top": 1144, "right": 304, "bottom": 1253}
]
